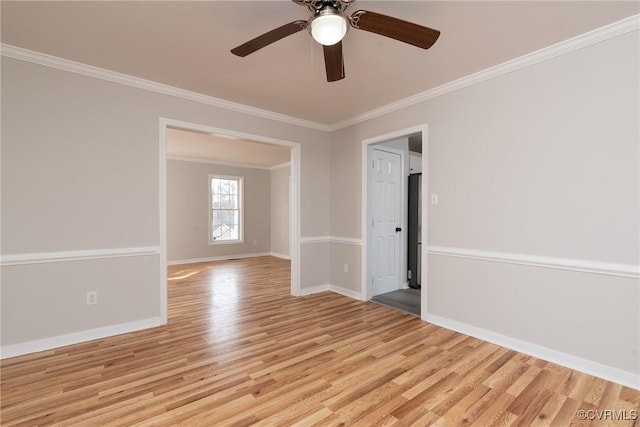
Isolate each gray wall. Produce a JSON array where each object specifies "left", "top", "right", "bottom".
[
  {"left": 329, "top": 30, "right": 639, "bottom": 377},
  {"left": 1, "top": 56, "right": 330, "bottom": 351},
  {"left": 167, "top": 159, "right": 271, "bottom": 262},
  {"left": 270, "top": 164, "right": 290, "bottom": 258}
]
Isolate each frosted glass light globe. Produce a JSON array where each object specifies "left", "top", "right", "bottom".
[{"left": 310, "top": 14, "right": 347, "bottom": 46}]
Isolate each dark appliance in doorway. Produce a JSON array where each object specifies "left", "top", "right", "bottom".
[{"left": 407, "top": 173, "right": 421, "bottom": 289}]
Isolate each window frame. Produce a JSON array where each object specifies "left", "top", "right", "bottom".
[{"left": 208, "top": 174, "right": 244, "bottom": 245}]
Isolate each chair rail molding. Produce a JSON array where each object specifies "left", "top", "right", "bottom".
[
  {"left": 301, "top": 236, "right": 362, "bottom": 245},
  {"left": 0, "top": 246, "right": 161, "bottom": 267},
  {"left": 427, "top": 246, "right": 640, "bottom": 279}
]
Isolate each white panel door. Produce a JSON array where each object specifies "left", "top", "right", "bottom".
[{"left": 370, "top": 148, "right": 402, "bottom": 296}]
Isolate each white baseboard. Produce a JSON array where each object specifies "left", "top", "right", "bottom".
[
  {"left": 298, "top": 284, "right": 330, "bottom": 296},
  {"left": 270, "top": 252, "right": 291, "bottom": 260},
  {"left": 424, "top": 313, "right": 640, "bottom": 391},
  {"left": 298, "top": 283, "right": 362, "bottom": 301},
  {"left": 0, "top": 316, "right": 164, "bottom": 359},
  {"left": 168, "top": 252, "right": 271, "bottom": 265},
  {"left": 328, "top": 285, "right": 362, "bottom": 300}
]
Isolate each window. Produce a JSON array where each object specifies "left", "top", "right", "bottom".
[{"left": 209, "top": 175, "right": 243, "bottom": 244}]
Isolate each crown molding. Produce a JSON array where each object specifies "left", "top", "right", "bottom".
[
  {"left": 0, "top": 44, "right": 332, "bottom": 132},
  {"left": 167, "top": 156, "right": 291, "bottom": 171},
  {"left": 167, "top": 155, "right": 276, "bottom": 171},
  {"left": 270, "top": 161, "right": 292, "bottom": 170},
  {"left": 1, "top": 14, "right": 637, "bottom": 133},
  {"left": 329, "top": 13, "right": 640, "bottom": 131}
]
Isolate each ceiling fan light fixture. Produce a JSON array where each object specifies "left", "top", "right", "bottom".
[{"left": 310, "top": 12, "right": 347, "bottom": 46}]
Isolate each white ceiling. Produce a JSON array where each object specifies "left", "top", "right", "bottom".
[
  {"left": 3, "top": 1, "right": 637, "bottom": 167},
  {"left": 166, "top": 127, "right": 291, "bottom": 168},
  {"left": 2, "top": 1, "right": 638, "bottom": 128}
]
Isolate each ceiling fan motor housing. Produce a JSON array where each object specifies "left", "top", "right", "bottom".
[{"left": 303, "top": 0, "right": 354, "bottom": 12}]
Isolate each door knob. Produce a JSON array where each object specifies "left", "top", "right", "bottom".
[{"left": 395, "top": 227, "right": 402, "bottom": 232}]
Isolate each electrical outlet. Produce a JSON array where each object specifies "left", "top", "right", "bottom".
[{"left": 86, "top": 291, "right": 97, "bottom": 305}]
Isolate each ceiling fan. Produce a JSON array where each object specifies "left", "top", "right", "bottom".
[{"left": 231, "top": 0, "right": 440, "bottom": 82}]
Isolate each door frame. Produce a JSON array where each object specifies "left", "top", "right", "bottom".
[
  {"left": 361, "top": 124, "right": 429, "bottom": 320},
  {"left": 158, "top": 117, "right": 302, "bottom": 323}
]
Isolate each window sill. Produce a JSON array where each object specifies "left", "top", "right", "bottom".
[{"left": 209, "top": 239, "right": 244, "bottom": 246}]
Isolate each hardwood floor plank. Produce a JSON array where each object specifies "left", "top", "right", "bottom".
[
  {"left": 529, "top": 392, "right": 566, "bottom": 426},
  {"left": 435, "top": 382, "right": 492, "bottom": 424},
  {"left": 469, "top": 391, "right": 518, "bottom": 427},
  {"left": 1, "top": 256, "right": 637, "bottom": 426},
  {"left": 460, "top": 388, "right": 509, "bottom": 425}
]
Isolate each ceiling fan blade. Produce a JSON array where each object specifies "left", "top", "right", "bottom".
[
  {"left": 231, "top": 20, "right": 308, "bottom": 57},
  {"left": 323, "top": 41, "right": 345, "bottom": 82},
  {"left": 350, "top": 10, "right": 440, "bottom": 49}
]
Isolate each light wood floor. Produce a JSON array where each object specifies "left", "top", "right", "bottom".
[{"left": 1, "top": 256, "right": 638, "bottom": 426}]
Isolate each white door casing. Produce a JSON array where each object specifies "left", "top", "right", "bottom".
[
  {"left": 368, "top": 147, "right": 403, "bottom": 296},
  {"left": 362, "top": 124, "right": 428, "bottom": 318}
]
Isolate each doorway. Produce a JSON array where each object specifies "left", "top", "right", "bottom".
[
  {"left": 362, "top": 125, "right": 427, "bottom": 318},
  {"left": 158, "top": 118, "right": 302, "bottom": 323}
]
